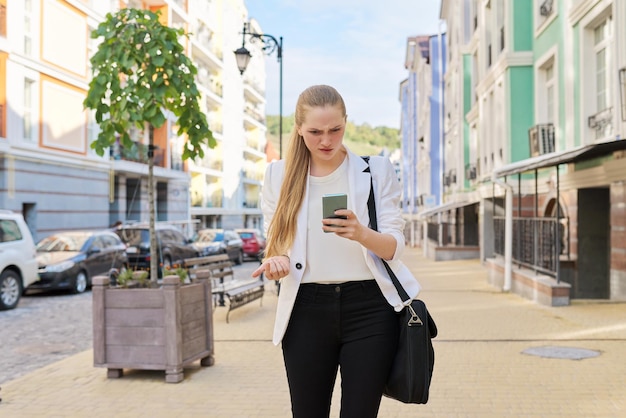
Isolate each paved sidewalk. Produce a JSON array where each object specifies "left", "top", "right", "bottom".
[{"left": 2, "top": 247, "right": 626, "bottom": 417}]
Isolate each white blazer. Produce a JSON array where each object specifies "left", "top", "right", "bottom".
[{"left": 261, "top": 148, "right": 421, "bottom": 345}]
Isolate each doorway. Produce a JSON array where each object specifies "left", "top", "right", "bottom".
[{"left": 576, "top": 188, "right": 610, "bottom": 299}]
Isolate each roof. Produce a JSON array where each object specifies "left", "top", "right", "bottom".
[
  {"left": 418, "top": 200, "right": 478, "bottom": 218},
  {"left": 494, "top": 139, "right": 626, "bottom": 178}
]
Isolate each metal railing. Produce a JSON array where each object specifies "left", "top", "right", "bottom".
[{"left": 494, "top": 216, "right": 568, "bottom": 276}]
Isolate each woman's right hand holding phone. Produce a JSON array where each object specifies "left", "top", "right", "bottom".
[{"left": 252, "top": 255, "right": 291, "bottom": 281}]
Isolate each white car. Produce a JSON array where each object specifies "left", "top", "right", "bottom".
[{"left": 0, "top": 210, "right": 39, "bottom": 310}]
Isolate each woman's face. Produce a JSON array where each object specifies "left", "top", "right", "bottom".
[{"left": 298, "top": 105, "right": 346, "bottom": 163}]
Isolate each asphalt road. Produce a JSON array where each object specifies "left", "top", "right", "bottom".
[{"left": 0, "top": 260, "right": 262, "bottom": 385}]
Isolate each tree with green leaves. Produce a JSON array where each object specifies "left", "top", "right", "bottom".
[{"left": 84, "top": 8, "right": 214, "bottom": 284}]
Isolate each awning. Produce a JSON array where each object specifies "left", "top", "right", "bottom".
[
  {"left": 418, "top": 200, "right": 478, "bottom": 218},
  {"left": 494, "top": 139, "right": 626, "bottom": 178}
]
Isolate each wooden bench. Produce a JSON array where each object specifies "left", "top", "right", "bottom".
[
  {"left": 183, "top": 254, "right": 264, "bottom": 322},
  {"left": 221, "top": 279, "right": 264, "bottom": 323},
  {"left": 184, "top": 254, "right": 234, "bottom": 306}
]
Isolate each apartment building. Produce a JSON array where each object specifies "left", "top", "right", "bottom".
[
  {"left": 0, "top": 0, "right": 267, "bottom": 241},
  {"left": 400, "top": 34, "right": 446, "bottom": 250},
  {"left": 431, "top": 0, "right": 626, "bottom": 305}
]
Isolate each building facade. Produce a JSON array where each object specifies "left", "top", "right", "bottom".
[
  {"left": 431, "top": 0, "right": 626, "bottom": 304},
  {"left": 0, "top": 0, "right": 267, "bottom": 241},
  {"left": 400, "top": 33, "right": 446, "bottom": 249}
]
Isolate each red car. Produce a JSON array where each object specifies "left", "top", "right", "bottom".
[{"left": 235, "top": 229, "right": 266, "bottom": 260}]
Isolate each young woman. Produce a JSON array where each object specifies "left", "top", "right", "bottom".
[{"left": 252, "top": 85, "right": 421, "bottom": 418}]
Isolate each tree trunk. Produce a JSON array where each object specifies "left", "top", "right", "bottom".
[{"left": 149, "top": 125, "right": 158, "bottom": 284}]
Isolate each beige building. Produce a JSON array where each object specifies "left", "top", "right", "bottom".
[{"left": 0, "top": 0, "right": 267, "bottom": 240}]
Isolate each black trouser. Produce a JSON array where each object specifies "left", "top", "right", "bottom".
[{"left": 282, "top": 280, "right": 399, "bottom": 418}]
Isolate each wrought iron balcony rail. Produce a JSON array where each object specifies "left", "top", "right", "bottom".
[{"left": 110, "top": 140, "right": 183, "bottom": 171}]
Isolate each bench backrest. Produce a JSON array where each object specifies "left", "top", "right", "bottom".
[{"left": 184, "top": 254, "right": 233, "bottom": 281}]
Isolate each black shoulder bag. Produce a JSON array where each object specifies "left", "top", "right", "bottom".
[{"left": 363, "top": 157, "right": 437, "bottom": 404}]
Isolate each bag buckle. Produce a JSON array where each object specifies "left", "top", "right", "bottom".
[{"left": 407, "top": 304, "right": 423, "bottom": 327}]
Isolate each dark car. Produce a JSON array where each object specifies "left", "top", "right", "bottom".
[
  {"left": 191, "top": 228, "right": 244, "bottom": 265},
  {"left": 114, "top": 223, "right": 198, "bottom": 273},
  {"left": 31, "top": 230, "right": 128, "bottom": 294},
  {"left": 235, "top": 228, "right": 266, "bottom": 260}
]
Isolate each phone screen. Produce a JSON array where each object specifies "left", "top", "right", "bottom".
[{"left": 322, "top": 194, "right": 347, "bottom": 232}]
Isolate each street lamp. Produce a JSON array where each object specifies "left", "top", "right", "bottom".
[{"left": 234, "top": 22, "right": 284, "bottom": 159}]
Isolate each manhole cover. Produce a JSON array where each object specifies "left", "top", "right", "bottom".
[{"left": 522, "top": 346, "right": 601, "bottom": 360}]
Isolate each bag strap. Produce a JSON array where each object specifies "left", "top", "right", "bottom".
[{"left": 362, "top": 156, "right": 411, "bottom": 303}]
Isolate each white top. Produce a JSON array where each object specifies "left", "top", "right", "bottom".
[
  {"left": 302, "top": 157, "right": 374, "bottom": 284},
  {"left": 261, "top": 150, "right": 421, "bottom": 344}
]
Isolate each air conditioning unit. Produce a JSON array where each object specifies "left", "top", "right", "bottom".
[
  {"left": 449, "top": 170, "right": 457, "bottom": 184},
  {"left": 528, "top": 123, "right": 555, "bottom": 157},
  {"left": 443, "top": 173, "right": 450, "bottom": 187},
  {"left": 540, "top": 0, "right": 553, "bottom": 16}
]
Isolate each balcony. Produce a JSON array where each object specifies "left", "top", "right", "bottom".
[
  {"left": 245, "top": 132, "right": 265, "bottom": 152},
  {"left": 244, "top": 106, "right": 265, "bottom": 125},
  {"left": 197, "top": 152, "right": 223, "bottom": 172},
  {"left": 588, "top": 107, "right": 613, "bottom": 139},
  {"left": 110, "top": 140, "right": 183, "bottom": 172},
  {"left": 111, "top": 140, "right": 157, "bottom": 164},
  {"left": 243, "top": 200, "right": 259, "bottom": 209},
  {"left": 242, "top": 164, "right": 264, "bottom": 182},
  {"left": 196, "top": 65, "right": 223, "bottom": 101}
]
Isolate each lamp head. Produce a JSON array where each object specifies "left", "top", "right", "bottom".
[{"left": 234, "top": 46, "right": 252, "bottom": 75}]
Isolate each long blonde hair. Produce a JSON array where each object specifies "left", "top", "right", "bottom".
[{"left": 265, "top": 85, "right": 346, "bottom": 258}]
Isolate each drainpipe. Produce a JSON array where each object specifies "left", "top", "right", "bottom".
[{"left": 492, "top": 174, "right": 513, "bottom": 292}]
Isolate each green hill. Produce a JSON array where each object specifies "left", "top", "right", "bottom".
[{"left": 265, "top": 115, "right": 400, "bottom": 156}]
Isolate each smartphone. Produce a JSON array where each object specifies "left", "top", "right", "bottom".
[{"left": 322, "top": 193, "right": 347, "bottom": 232}]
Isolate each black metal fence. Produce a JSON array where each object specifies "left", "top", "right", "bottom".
[
  {"left": 494, "top": 216, "right": 568, "bottom": 276},
  {"left": 427, "top": 221, "right": 479, "bottom": 247},
  {"left": 427, "top": 222, "right": 451, "bottom": 246}
]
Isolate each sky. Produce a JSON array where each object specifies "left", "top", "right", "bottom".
[{"left": 245, "top": 0, "right": 443, "bottom": 129}]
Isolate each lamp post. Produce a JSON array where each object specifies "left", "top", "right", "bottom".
[{"left": 234, "top": 22, "right": 284, "bottom": 159}]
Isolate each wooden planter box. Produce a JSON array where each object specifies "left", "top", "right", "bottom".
[{"left": 92, "top": 275, "right": 215, "bottom": 383}]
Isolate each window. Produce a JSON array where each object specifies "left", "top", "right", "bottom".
[
  {"left": 496, "top": 0, "right": 505, "bottom": 52},
  {"left": 0, "top": 220, "right": 23, "bottom": 243},
  {"left": 588, "top": 16, "right": 613, "bottom": 140},
  {"left": 472, "top": 0, "right": 479, "bottom": 33},
  {"left": 23, "top": 78, "right": 37, "bottom": 143},
  {"left": 485, "top": 1, "right": 492, "bottom": 68},
  {"left": 545, "top": 65, "right": 554, "bottom": 122},
  {"left": 87, "top": 110, "right": 100, "bottom": 155},
  {"left": 24, "top": 0, "right": 34, "bottom": 56},
  {"left": 594, "top": 20, "right": 611, "bottom": 114},
  {"left": 471, "top": 53, "right": 478, "bottom": 104},
  {"left": 0, "top": 53, "right": 5, "bottom": 138},
  {"left": 0, "top": 0, "right": 6, "bottom": 38}
]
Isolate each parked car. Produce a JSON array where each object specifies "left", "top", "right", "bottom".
[
  {"left": 191, "top": 228, "right": 244, "bottom": 265},
  {"left": 0, "top": 211, "right": 39, "bottom": 310},
  {"left": 32, "top": 230, "right": 128, "bottom": 294},
  {"left": 235, "top": 228, "right": 266, "bottom": 260},
  {"left": 115, "top": 223, "right": 198, "bottom": 273}
]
